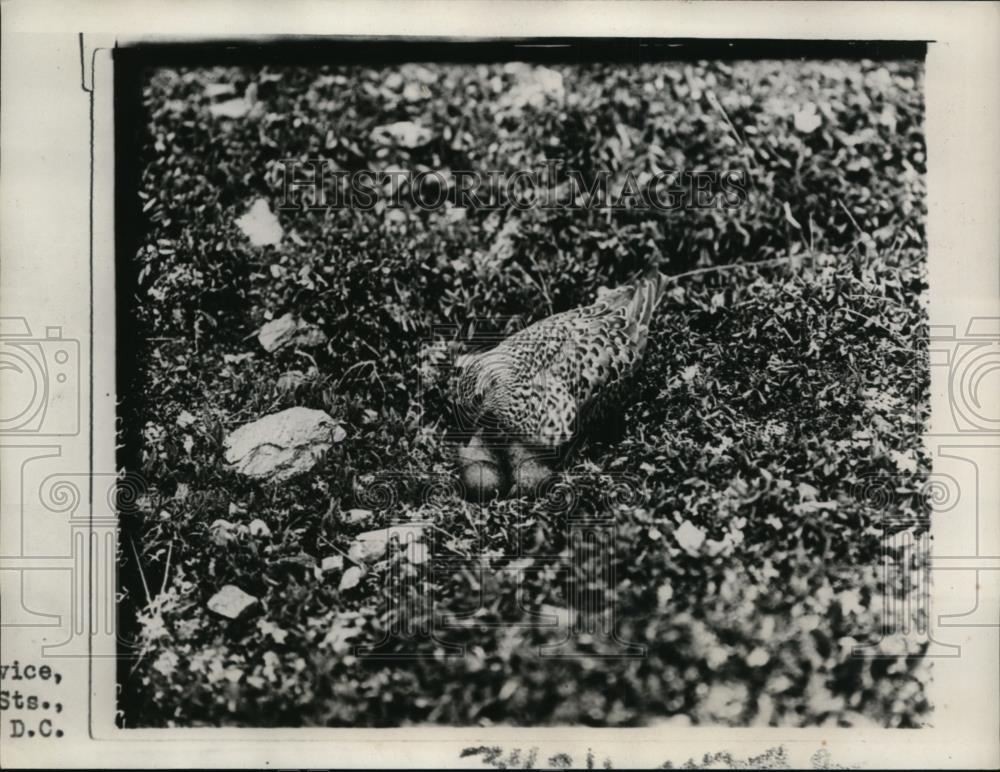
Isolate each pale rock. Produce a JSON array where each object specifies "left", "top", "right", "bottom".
[
  {"left": 236, "top": 198, "right": 283, "bottom": 247},
  {"left": 746, "top": 647, "right": 770, "bottom": 667},
  {"left": 210, "top": 97, "right": 252, "bottom": 119},
  {"left": 793, "top": 102, "right": 822, "bottom": 134},
  {"left": 257, "top": 313, "right": 328, "bottom": 353},
  {"left": 674, "top": 521, "right": 706, "bottom": 554},
  {"left": 204, "top": 82, "right": 237, "bottom": 98},
  {"left": 224, "top": 407, "right": 343, "bottom": 482},
  {"left": 348, "top": 523, "right": 426, "bottom": 564},
  {"left": 404, "top": 541, "right": 429, "bottom": 565},
  {"left": 370, "top": 121, "right": 432, "bottom": 149},
  {"left": 339, "top": 565, "right": 363, "bottom": 590},
  {"left": 207, "top": 585, "right": 258, "bottom": 619},
  {"left": 344, "top": 508, "right": 373, "bottom": 525}
]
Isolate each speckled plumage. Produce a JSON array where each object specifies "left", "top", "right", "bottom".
[{"left": 451, "top": 269, "right": 668, "bottom": 452}]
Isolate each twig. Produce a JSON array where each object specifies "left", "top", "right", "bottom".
[
  {"left": 663, "top": 253, "right": 814, "bottom": 285},
  {"left": 837, "top": 198, "right": 864, "bottom": 235},
  {"left": 159, "top": 540, "right": 174, "bottom": 596},
  {"left": 337, "top": 359, "right": 376, "bottom": 385},
  {"left": 356, "top": 336, "right": 383, "bottom": 361},
  {"left": 706, "top": 90, "right": 746, "bottom": 148},
  {"left": 336, "top": 359, "right": 385, "bottom": 398},
  {"left": 129, "top": 537, "right": 152, "bottom": 605}
]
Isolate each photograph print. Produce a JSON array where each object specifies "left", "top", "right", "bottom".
[{"left": 114, "top": 39, "right": 932, "bottom": 729}]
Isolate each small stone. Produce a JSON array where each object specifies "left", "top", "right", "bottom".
[
  {"left": 210, "top": 97, "right": 251, "bottom": 119},
  {"left": 257, "top": 314, "right": 328, "bottom": 354},
  {"left": 204, "top": 82, "right": 236, "bottom": 98},
  {"left": 344, "top": 508, "right": 373, "bottom": 525},
  {"left": 207, "top": 585, "right": 258, "bottom": 620},
  {"left": 747, "top": 648, "right": 770, "bottom": 667},
  {"left": 339, "top": 566, "right": 363, "bottom": 590},
  {"left": 248, "top": 519, "right": 271, "bottom": 538},
  {"left": 236, "top": 198, "right": 283, "bottom": 246},
  {"left": 674, "top": 521, "right": 706, "bottom": 554},
  {"left": 793, "top": 102, "right": 822, "bottom": 134},
  {"left": 404, "top": 541, "right": 429, "bottom": 565},
  {"left": 348, "top": 524, "right": 426, "bottom": 564},
  {"left": 321, "top": 555, "right": 344, "bottom": 573},
  {"left": 370, "top": 121, "right": 432, "bottom": 148}
]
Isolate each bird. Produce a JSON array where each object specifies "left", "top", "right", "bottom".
[{"left": 451, "top": 266, "right": 668, "bottom": 500}]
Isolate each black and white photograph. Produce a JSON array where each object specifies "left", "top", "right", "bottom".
[
  {"left": 115, "top": 40, "right": 933, "bottom": 731},
  {"left": 1, "top": 2, "right": 998, "bottom": 769}
]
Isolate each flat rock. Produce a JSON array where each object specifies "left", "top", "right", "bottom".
[
  {"left": 348, "top": 523, "right": 427, "bottom": 564},
  {"left": 236, "top": 198, "right": 283, "bottom": 246},
  {"left": 257, "top": 314, "right": 328, "bottom": 354},
  {"left": 344, "top": 508, "right": 373, "bottom": 525},
  {"left": 370, "top": 120, "right": 432, "bottom": 149},
  {"left": 210, "top": 97, "right": 252, "bottom": 120},
  {"left": 207, "top": 584, "right": 258, "bottom": 620},
  {"left": 339, "top": 565, "right": 364, "bottom": 590},
  {"left": 224, "top": 407, "right": 343, "bottom": 482},
  {"left": 674, "top": 521, "right": 707, "bottom": 555}
]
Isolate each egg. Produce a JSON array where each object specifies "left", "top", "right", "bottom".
[
  {"left": 456, "top": 432, "right": 507, "bottom": 502},
  {"left": 507, "top": 441, "right": 556, "bottom": 499}
]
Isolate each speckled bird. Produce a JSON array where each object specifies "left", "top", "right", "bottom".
[{"left": 451, "top": 267, "right": 668, "bottom": 499}]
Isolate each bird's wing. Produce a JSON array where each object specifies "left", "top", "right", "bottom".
[
  {"left": 451, "top": 270, "right": 666, "bottom": 446},
  {"left": 543, "top": 270, "right": 665, "bottom": 430}
]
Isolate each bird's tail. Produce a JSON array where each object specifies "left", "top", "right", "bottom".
[{"left": 626, "top": 264, "right": 669, "bottom": 330}]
